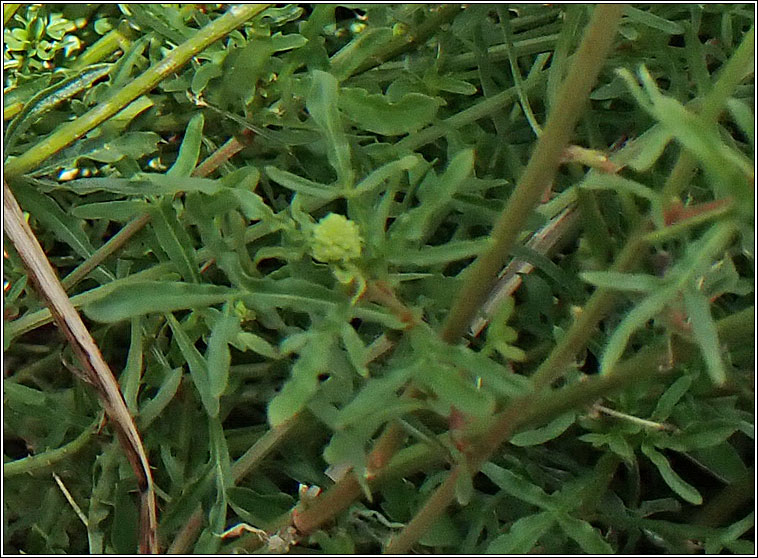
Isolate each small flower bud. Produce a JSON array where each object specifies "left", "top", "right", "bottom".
[{"left": 311, "top": 213, "right": 363, "bottom": 263}]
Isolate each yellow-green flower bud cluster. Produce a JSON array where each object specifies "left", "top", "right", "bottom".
[{"left": 310, "top": 213, "right": 363, "bottom": 263}]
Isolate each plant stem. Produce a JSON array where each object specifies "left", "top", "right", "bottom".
[
  {"left": 166, "top": 413, "right": 303, "bottom": 553},
  {"left": 394, "top": 69, "right": 548, "bottom": 154},
  {"left": 529, "top": 231, "right": 646, "bottom": 389},
  {"left": 697, "top": 24, "right": 755, "bottom": 124},
  {"left": 59, "top": 133, "right": 243, "bottom": 292},
  {"left": 348, "top": 5, "right": 463, "bottom": 76},
  {"left": 385, "top": 467, "right": 461, "bottom": 553},
  {"left": 192, "top": 136, "right": 246, "bottom": 178},
  {"left": 385, "top": 341, "right": 668, "bottom": 553},
  {"left": 4, "top": 4, "right": 269, "bottom": 178},
  {"left": 292, "top": 420, "right": 408, "bottom": 535},
  {"left": 231, "top": 414, "right": 302, "bottom": 483},
  {"left": 384, "top": 305, "right": 752, "bottom": 553},
  {"left": 73, "top": 22, "right": 134, "bottom": 69},
  {"left": 166, "top": 509, "right": 206, "bottom": 555},
  {"left": 3, "top": 417, "right": 100, "bottom": 477},
  {"left": 297, "top": 5, "right": 626, "bottom": 544},
  {"left": 3, "top": 3, "right": 20, "bottom": 25},
  {"left": 528, "top": 24, "right": 754, "bottom": 389},
  {"left": 4, "top": 179, "right": 158, "bottom": 551},
  {"left": 440, "top": 4, "right": 626, "bottom": 343},
  {"left": 61, "top": 213, "right": 152, "bottom": 291}
]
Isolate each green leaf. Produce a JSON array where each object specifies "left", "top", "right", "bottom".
[
  {"left": 416, "top": 362, "right": 495, "bottom": 419},
  {"left": 209, "top": 417, "right": 232, "bottom": 542},
  {"left": 329, "top": 27, "right": 393, "bottom": 80},
  {"left": 191, "top": 62, "right": 223, "bottom": 95},
  {"left": 349, "top": 155, "right": 420, "bottom": 197},
  {"left": 75, "top": 131, "right": 161, "bottom": 163},
  {"left": 510, "top": 411, "right": 576, "bottom": 447},
  {"left": 121, "top": 317, "right": 143, "bottom": 412},
  {"left": 334, "top": 363, "right": 418, "bottom": 428},
  {"left": 71, "top": 200, "right": 149, "bottom": 221},
  {"left": 13, "top": 183, "right": 113, "bottom": 284},
  {"left": 555, "top": 512, "right": 614, "bottom": 554},
  {"left": 580, "top": 271, "right": 665, "bottom": 293},
  {"left": 623, "top": 6, "right": 684, "bottom": 34},
  {"left": 226, "top": 274, "right": 404, "bottom": 330},
  {"left": 307, "top": 70, "right": 353, "bottom": 187},
  {"left": 389, "top": 149, "right": 475, "bottom": 243},
  {"left": 339, "top": 323, "right": 369, "bottom": 377},
  {"left": 138, "top": 366, "right": 182, "bottom": 428},
  {"left": 205, "top": 313, "right": 239, "bottom": 399},
  {"left": 418, "top": 512, "right": 462, "bottom": 547},
  {"left": 5, "top": 63, "right": 112, "bottom": 153},
  {"left": 4, "top": 383, "right": 47, "bottom": 411},
  {"left": 322, "top": 429, "right": 367, "bottom": 472},
  {"left": 481, "top": 462, "right": 555, "bottom": 510},
  {"left": 641, "top": 444, "right": 702, "bottom": 504},
  {"left": 388, "top": 238, "right": 490, "bottom": 267},
  {"left": 339, "top": 88, "right": 441, "bottom": 136},
  {"left": 682, "top": 284, "right": 727, "bottom": 385},
  {"left": 149, "top": 198, "right": 200, "bottom": 283},
  {"left": 651, "top": 375, "right": 693, "bottom": 421},
  {"left": 454, "top": 463, "right": 474, "bottom": 506},
  {"left": 660, "top": 420, "right": 739, "bottom": 452},
  {"left": 83, "top": 281, "right": 231, "bottom": 322},
  {"left": 311, "top": 530, "right": 356, "bottom": 555},
  {"left": 619, "top": 66, "right": 752, "bottom": 202},
  {"left": 686, "top": 443, "right": 748, "bottom": 484},
  {"left": 167, "top": 313, "right": 217, "bottom": 417},
  {"left": 607, "top": 435, "right": 636, "bottom": 463},
  {"left": 625, "top": 125, "right": 674, "bottom": 172},
  {"left": 234, "top": 332, "right": 279, "bottom": 359},
  {"left": 167, "top": 112, "right": 205, "bottom": 176},
  {"left": 600, "top": 285, "right": 678, "bottom": 374},
  {"left": 425, "top": 73, "right": 478, "bottom": 95},
  {"left": 226, "top": 487, "right": 295, "bottom": 525},
  {"left": 581, "top": 173, "right": 662, "bottom": 205},
  {"left": 267, "top": 330, "right": 336, "bottom": 427},
  {"left": 264, "top": 165, "right": 337, "bottom": 198},
  {"left": 485, "top": 512, "right": 555, "bottom": 554},
  {"left": 484, "top": 296, "right": 527, "bottom": 363},
  {"left": 726, "top": 98, "right": 754, "bottom": 147},
  {"left": 110, "top": 479, "right": 139, "bottom": 554},
  {"left": 63, "top": 175, "right": 225, "bottom": 196}
]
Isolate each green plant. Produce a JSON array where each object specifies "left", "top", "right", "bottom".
[{"left": 3, "top": 4, "right": 754, "bottom": 554}]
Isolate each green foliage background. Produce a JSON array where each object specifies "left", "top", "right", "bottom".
[{"left": 3, "top": 4, "right": 754, "bottom": 554}]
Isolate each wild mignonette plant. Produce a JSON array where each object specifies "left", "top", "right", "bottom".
[{"left": 3, "top": 4, "right": 754, "bottom": 554}]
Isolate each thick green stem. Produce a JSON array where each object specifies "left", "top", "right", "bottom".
[
  {"left": 3, "top": 3, "right": 20, "bottom": 25},
  {"left": 73, "top": 22, "right": 134, "bottom": 69},
  {"left": 440, "top": 4, "right": 626, "bottom": 343},
  {"left": 4, "top": 4, "right": 270, "bottom": 178}
]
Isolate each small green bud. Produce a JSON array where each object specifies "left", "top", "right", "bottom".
[{"left": 311, "top": 213, "right": 363, "bottom": 263}]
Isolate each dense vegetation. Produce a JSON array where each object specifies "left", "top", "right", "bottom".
[{"left": 3, "top": 4, "right": 754, "bottom": 554}]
